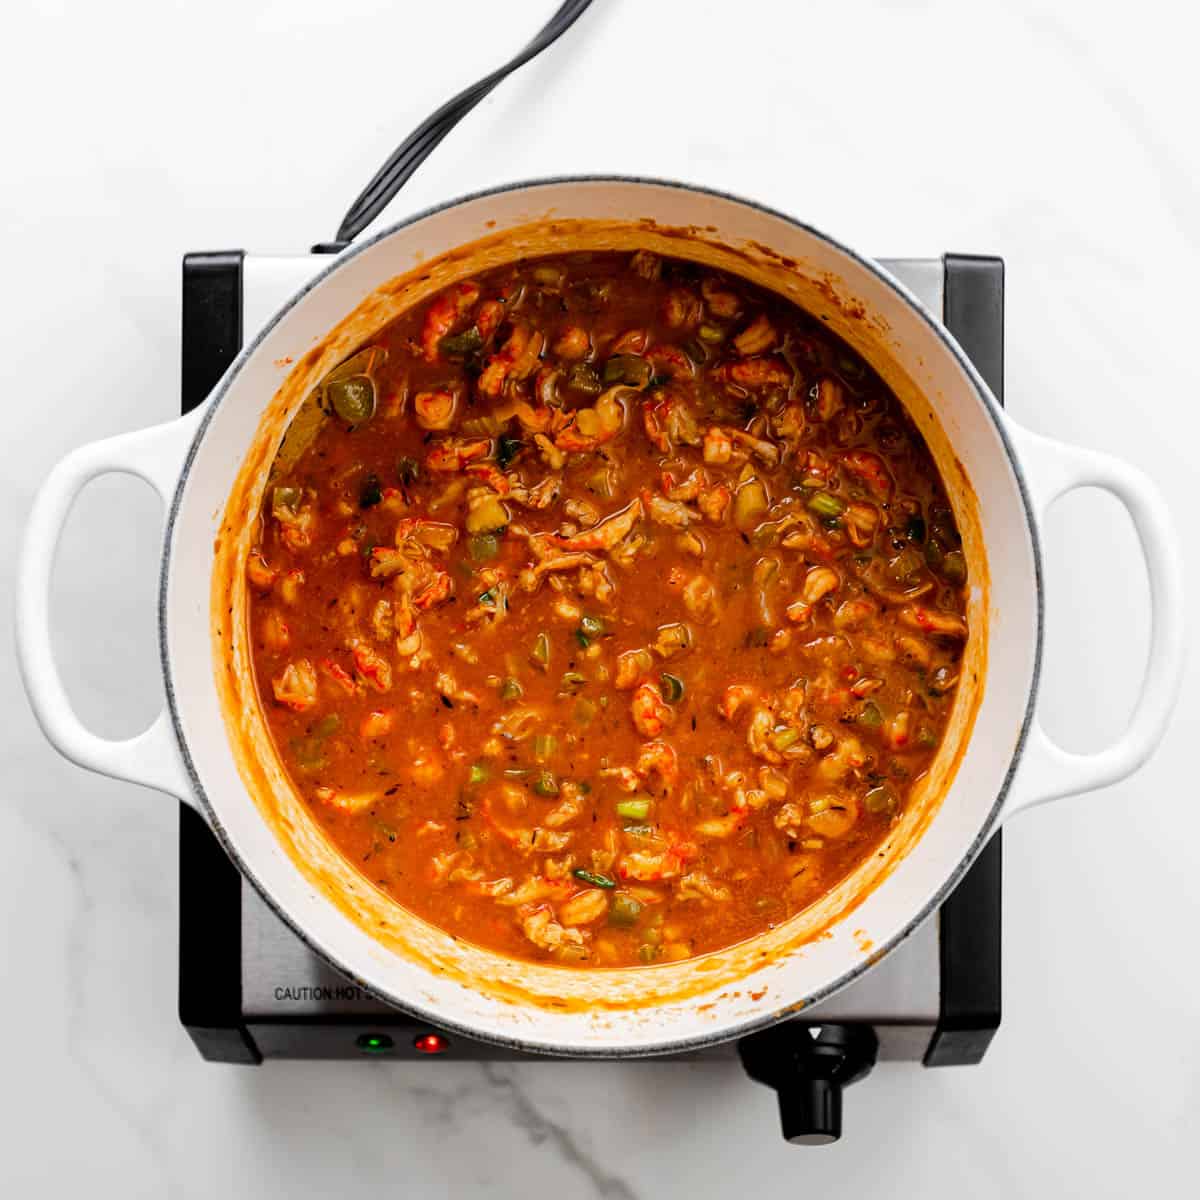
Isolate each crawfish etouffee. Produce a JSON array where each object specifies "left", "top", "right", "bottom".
[{"left": 248, "top": 250, "right": 970, "bottom": 968}]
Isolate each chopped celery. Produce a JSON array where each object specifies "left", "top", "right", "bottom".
[
  {"left": 468, "top": 533, "right": 500, "bottom": 562},
  {"left": 439, "top": 327, "right": 483, "bottom": 359},
  {"left": 616, "top": 796, "right": 652, "bottom": 821},
  {"left": 864, "top": 784, "right": 897, "bottom": 814},
  {"left": 531, "top": 770, "right": 560, "bottom": 797},
  {"left": 733, "top": 479, "right": 769, "bottom": 530},
  {"left": 291, "top": 736, "right": 326, "bottom": 771},
  {"left": 858, "top": 701, "right": 883, "bottom": 729},
  {"left": 603, "top": 354, "right": 652, "bottom": 388},
  {"left": 807, "top": 491, "right": 846, "bottom": 520},
  {"left": 609, "top": 894, "right": 643, "bottom": 926},
  {"left": 940, "top": 550, "right": 967, "bottom": 584},
  {"left": 579, "top": 615, "right": 607, "bottom": 639},
  {"left": 568, "top": 363, "right": 603, "bottom": 395},
  {"left": 272, "top": 486, "right": 300, "bottom": 516},
  {"left": 888, "top": 547, "right": 924, "bottom": 582},
  {"left": 326, "top": 375, "right": 375, "bottom": 425},
  {"left": 312, "top": 714, "right": 341, "bottom": 738}
]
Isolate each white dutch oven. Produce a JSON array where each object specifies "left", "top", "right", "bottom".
[{"left": 16, "top": 179, "right": 1184, "bottom": 1056}]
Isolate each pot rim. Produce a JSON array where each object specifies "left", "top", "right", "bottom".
[{"left": 159, "top": 173, "right": 1044, "bottom": 1057}]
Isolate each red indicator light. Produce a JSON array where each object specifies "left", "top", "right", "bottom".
[{"left": 413, "top": 1032, "right": 450, "bottom": 1055}]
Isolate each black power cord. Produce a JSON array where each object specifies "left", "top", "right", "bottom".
[{"left": 315, "top": 0, "right": 595, "bottom": 253}]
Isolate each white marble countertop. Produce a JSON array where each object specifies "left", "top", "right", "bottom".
[{"left": 2, "top": 0, "right": 1198, "bottom": 1193}]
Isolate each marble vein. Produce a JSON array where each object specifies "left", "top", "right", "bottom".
[{"left": 481, "top": 1064, "right": 640, "bottom": 1200}]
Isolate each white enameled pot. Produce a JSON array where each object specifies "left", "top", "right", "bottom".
[{"left": 16, "top": 179, "right": 1185, "bottom": 1056}]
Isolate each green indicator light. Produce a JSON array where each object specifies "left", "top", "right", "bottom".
[{"left": 355, "top": 1032, "right": 395, "bottom": 1055}]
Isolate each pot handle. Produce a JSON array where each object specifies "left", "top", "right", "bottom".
[
  {"left": 1001, "top": 421, "right": 1184, "bottom": 818},
  {"left": 15, "top": 413, "right": 203, "bottom": 808}
]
